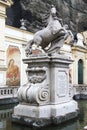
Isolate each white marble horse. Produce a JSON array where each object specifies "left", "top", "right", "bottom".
[{"left": 25, "top": 5, "right": 66, "bottom": 56}]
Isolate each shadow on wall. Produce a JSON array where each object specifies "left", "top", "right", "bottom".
[{"left": 6, "top": 0, "right": 22, "bottom": 28}]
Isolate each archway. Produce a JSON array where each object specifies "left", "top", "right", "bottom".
[{"left": 78, "top": 59, "right": 83, "bottom": 84}]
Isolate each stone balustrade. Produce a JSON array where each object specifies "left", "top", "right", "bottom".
[
  {"left": 0, "top": 109, "right": 12, "bottom": 119},
  {"left": 0, "top": 87, "right": 18, "bottom": 99},
  {"left": 73, "top": 85, "right": 87, "bottom": 99}
]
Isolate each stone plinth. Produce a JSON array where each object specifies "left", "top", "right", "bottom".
[{"left": 12, "top": 54, "right": 78, "bottom": 127}]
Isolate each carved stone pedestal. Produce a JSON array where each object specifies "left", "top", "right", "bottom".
[{"left": 12, "top": 54, "right": 78, "bottom": 127}]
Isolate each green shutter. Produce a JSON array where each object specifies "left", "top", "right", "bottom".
[{"left": 78, "top": 59, "right": 83, "bottom": 84}]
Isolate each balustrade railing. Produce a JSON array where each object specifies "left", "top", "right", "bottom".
[
  {"left": 73, "top": 84, "right": 87, "bottom": 95},
  {"left": 0, "top": 87, "right": 18, "bottom": 99},
  {"left": 0, "top": 109, "right": 12, "bottom": 119}
]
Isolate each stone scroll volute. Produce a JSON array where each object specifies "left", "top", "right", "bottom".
[{"left": 18, "top": 66, "right": 50, "bottom": 105}]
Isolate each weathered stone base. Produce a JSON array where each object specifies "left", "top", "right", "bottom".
[
  {"left": 74, "top": 94, "right": 87, "bottom": 100},
  {"left": 73, "top": 94, "right": 81, "bottom": 100},
  {"left": 12, "top": 100, "right": 78, "bottom": 128},
  {"left": 0, "top": 97, "right": 18, "bottom": 105},
  {"left": 12, "top": 115, "right": 51, "bottom": 128},
  {"left": 12, "top": 111, "right": 78, "bottom": 128},
  {"left": 80, "top": 94, "right": 87, "bottom": 99}
]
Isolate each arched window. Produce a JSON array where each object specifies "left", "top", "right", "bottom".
[{"left": 78, "top": 59, "right": 83, "bottom": 84}]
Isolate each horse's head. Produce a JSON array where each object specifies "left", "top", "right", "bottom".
[{"left": 51, "top": 5, "right": 57, "bottom": 16}]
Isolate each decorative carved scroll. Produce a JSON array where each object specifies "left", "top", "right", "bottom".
[{"left": 26, "top": 67, "right": 47, "bottom": 84}]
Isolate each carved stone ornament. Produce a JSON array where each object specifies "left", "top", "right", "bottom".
[
  {"left": 25, "top": 5, "right": 72, "bottom": 56},
  {"left": 18, "top": 84, "right": 50, "bottom": 105},
  {"left": 26, "top": 67, "right": 47, "bottom": 84},
  {"left": 28, "top": 75, "right": 46, "bottom": 84},
  {"left": 17, "top": 66, "right": 49, "bottom": 105}
]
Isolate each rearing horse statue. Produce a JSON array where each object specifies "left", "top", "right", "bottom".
[{"left": 25, "top": 5, "right": 67, "bottom": 56}]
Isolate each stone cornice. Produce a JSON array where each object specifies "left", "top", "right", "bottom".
[{"left": 71, "top": 45, "right": 87, "bottom": 53}]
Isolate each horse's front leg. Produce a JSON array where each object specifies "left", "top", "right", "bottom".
[{"left": 25, "top": 40, "right": 33, "bottom": 56}]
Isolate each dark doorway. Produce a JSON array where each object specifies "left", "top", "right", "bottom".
[{"left": 78, "top": 59, "right": 83, "bottom": 84}]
